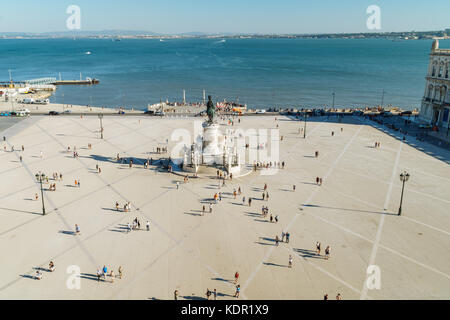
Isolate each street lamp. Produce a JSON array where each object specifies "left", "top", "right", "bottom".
[
  {"left": 35, "top": 172, "right": 46, "bottom": 215},
  {"left": 398, "top": 171, "right": 410, "bottom": 216},
  {"left": 98, "top": 114, "right": 104, "bottom": 139}
]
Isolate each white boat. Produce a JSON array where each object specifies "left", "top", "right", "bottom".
[{"left": 85, "top": 51, "right": 92, "bottom": 55}]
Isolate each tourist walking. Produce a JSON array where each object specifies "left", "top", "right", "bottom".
[
  {"left": 286, "top": 232, "right": 290, "bottom": 243},
  {"left": 146, "top": 221, "right": 150, "bottom": 231},
  {"left": 275, "top": 235, "right": 279, "bottom": 246},
  {"left": 336, "top": 293, "right": 342, "bottom": 300},
  {"left": 118, "top": 266, "right": 123, "bottom": 279},
  {"left": 325, "top": 246, "right": 331, "bottom": 259},
  {"left": 174, "top": 290, "right": 178, "bottom": 300},
  {"left": 288, "top": 255, "right": 293, "bottom": 268},
  {"left": 97, "top": 268, "right": 102, "bottom": 282},
  {"left": 235, "top": 285, "right": 240, "bottom": 298},
  {"left": 213, "top": 289, "right": 217, "bottom": 300},
  {"left": 234, "top": 271, "right": 239, "bottom": 284},
  {"left": 316, "top": 242, "right": 321, "bottom": 255},
  {"left": 209, "top": 202, "right": 213, "bottom": 213},
  {"left": 75, "top": 224, "right": 80, "bottom": 235}
]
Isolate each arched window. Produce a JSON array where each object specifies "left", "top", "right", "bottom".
[
  {"left": 438, "top": 67, "right": 443, "bottom": 77},
  {"left": 433, "top": 86, "right": 439, "bottom": 100}
]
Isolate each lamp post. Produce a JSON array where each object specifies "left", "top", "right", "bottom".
[
  {"left": 398, "top": 171, "right": 410, "bottom": 216},
  {"left": 98, "top": 114, "right": 104, "bottom": 139},
  {"left": 35, "top": 172, "right": 46, "bottom": 215}
]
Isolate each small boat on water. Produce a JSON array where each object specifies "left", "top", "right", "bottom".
[{"left": 85, "top": 51, "right": 92, "bottom": 55}]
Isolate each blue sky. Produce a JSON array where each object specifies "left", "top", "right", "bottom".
[{"left": 0, "top": 0, "right": 449, "bottom": 34}]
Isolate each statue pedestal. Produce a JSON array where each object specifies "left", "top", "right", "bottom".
[{"left": 202, "top": 122, "right": 224, "bottom": 165}]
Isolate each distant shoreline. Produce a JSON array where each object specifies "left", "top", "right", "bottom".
[{"left": 1, "top": 30, "right": 449, "bottom": 41}]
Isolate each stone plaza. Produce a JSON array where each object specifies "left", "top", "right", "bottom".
[{"left": 0, "top": 114, "right": 449, "bottom": 299}]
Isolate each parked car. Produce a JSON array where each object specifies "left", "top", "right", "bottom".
[
  {"left": 418, "top": 124, "right": 432, "bottom": 129},
  {"left": 48, "top": 111, "right": 60, "bottom": 115}
]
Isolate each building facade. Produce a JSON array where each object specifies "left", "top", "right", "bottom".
[{"left": 419, "top": 39, "right": 450, "bottom": 129}]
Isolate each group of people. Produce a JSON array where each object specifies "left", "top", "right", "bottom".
[
  {"left": 232, "top": 186, "right": 242, "bottom": 198},
  {"left": 96, "top": 265, "right": 123, "bottom": 283},
  {"left": 34, "top": 261, "right": 55, "bottom": 280},
  {"left": 315, "top": 177, "right": 323, "bottom": 186},
  {"left": 253, "top": 161, "right": 285, "bottom": 172},
  {"left": 126, "top": 218, "right": 150, "bottom": 232},
  {"left": 52, "top": 172, "right": 63, "bottom": 181},
  {"left": 155, "top": 146, "right": 167, "bottom": 154},
  {"left": 374, "top": 141, "right": 381, "bottom": 148},
  {"left": 324, "top": 293, "right": 342, "bottom": 300},
  {"left": 116, "top": 201, "right": 132, "bottom": 212},
  {"left": 315, "top": 242, "right": 331, "bottom": 259}
]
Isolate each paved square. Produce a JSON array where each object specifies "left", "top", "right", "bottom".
[{"left": 0, "top": 115, "right": 449, "bottom": 299}]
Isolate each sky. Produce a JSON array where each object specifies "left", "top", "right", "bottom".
[{"left": 0, "top": 0, "right": 449, "bottom": 34}]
